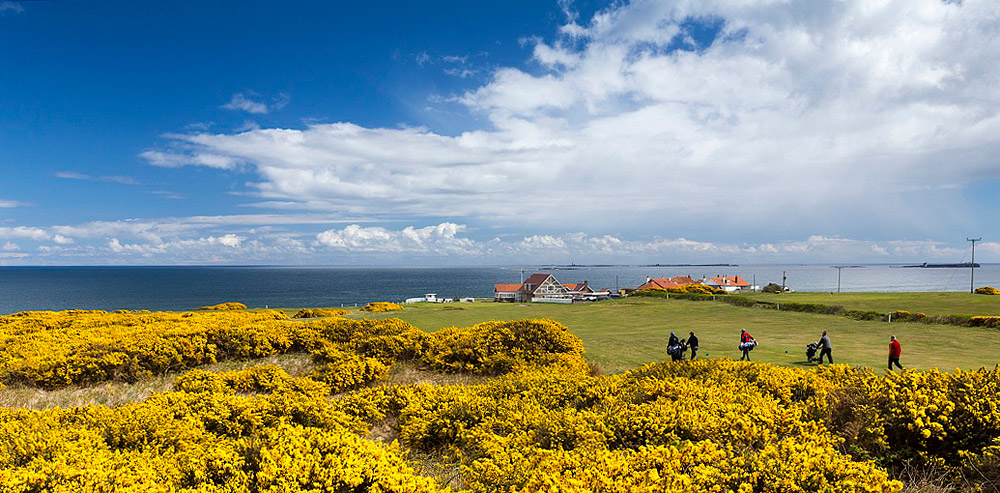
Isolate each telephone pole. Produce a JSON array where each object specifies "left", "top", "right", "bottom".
[
  {"left": 968, "top": 238, "right": 981, "bottom": 293},
  {"left": 833, "top": 266, "right": 846, "bottom": 293}
]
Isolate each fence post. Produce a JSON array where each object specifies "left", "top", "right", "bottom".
[{"left": 888, "top": 312, "right": 891, "bottom": 323}]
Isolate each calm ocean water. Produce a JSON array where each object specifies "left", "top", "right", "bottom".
[{"left": 1, "top": 264, "right": 999, "bottom": 314}]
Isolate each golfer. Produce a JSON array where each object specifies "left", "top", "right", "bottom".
[
  {"left": 739, "top": 329, "right": 755, "bottom": 361},
  {"left": 888, "top": 335, "right": 903, "bottom": 370},
  {"left": 817, "top": 331, "right": 833, "bottom": 364},
  {"left": 688, "top": 331, "right": 699, "bottom": 360}
]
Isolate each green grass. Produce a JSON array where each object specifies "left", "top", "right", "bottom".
[
  {"left": 734, "top": 291, "right": 1000, "bottom": 317},
  {"left": 348, "top": 298, "right": 1000, "bottom": 374}
]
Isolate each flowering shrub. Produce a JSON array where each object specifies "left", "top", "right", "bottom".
[
  {"left": 307, "top": 343, "right": 389, "bottom": 393},
  {"left": 667, "top": 283, "right": 722, "bottom": 295},
  {"left": 0, "top": 371, "right": 440, "bottom": 492},
  {"left": 292, "top": 307, "right": 349, "bottom": 318},
  {"left": 969, "top": 316, "right": 1000, "bottom": 328},
  {"left": 195, "top": 302, "right": 247, "bottom": 310},
  {"left": 6, "top": 309, "right": 1000, "bottom": 490},
  {"left": 975, "top": 286, "right": 999, "bottom": 295},
  {"left": 424, "top": 319, "right": 587, "bottom": 375},
  {"left": 0, "top": 309, "right": 295, "bottom": 388},
  {"left": 361, "top": 302, "right": 405, "bottom": 312}
]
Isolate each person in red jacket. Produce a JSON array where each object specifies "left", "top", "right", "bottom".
[
  {"left": 888, "top": 335, "right": 903, "bottom": 370},
  {"left": 739, "top": 329, "right": 755, "bottom": 361}
]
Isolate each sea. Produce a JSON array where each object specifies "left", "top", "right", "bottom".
[{"left": 1, "top": 264, "right": 999, "bottom": 314}]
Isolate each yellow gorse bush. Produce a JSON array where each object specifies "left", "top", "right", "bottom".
[
  {"left": 196, "top": 302, "right": 248, "bottom": 311},
  {"left": 361, "top": 302, "right": 405, "bottom": 312},
  {"left": 292, "top": 307, "right": 349, "bottom": 318},
  {"left": 666, "top": 284, "right": 722, "bottom": 295},
  {"left": 5, "top": 309, "right": 1000, "bottom": 490}
]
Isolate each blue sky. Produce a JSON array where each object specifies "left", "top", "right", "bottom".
[{"left": 2, "top": 0, "right": 1000, "bottom": 265}]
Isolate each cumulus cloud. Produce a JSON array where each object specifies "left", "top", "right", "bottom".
[
  {"left": 141, "top": 0, "right": 1000, "bottom": 241},
  {"left": 0, "top": 214, "right": 991, "bottom": 264},
  {"left": 316, "top": 222, "right": 476, "bottom": 254},
  {"left": 108, "top": 234, "right": 243, "bottom": 256},
  {"left": 0, "top": 227, "right": 50, "bottom": 241}
]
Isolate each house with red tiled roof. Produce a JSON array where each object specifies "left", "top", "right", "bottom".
[
  {"left": 522, "top": 273, "right": 571, "bottom": 302},
  {"left": 671, "top": 275, "right": 698, "bottom": 285},
  {"left": 563, "top": 280, "right": 613, "bottom": 301},
  {"left": 635, "top": 276, "right": 680, "bottom": 291},
  {"left": 494, "top": 283, "right": 523, "bottom": 302},
  {"left": 704, "top": 275, "right": 751, "bottom": 293},
  {"left": 494, "top": 273, "right": 573, "bottom": 303},
  {"left": 563, "top": 281, "right": 594, "bottom": 294}
]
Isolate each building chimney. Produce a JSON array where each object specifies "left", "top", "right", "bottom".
[{"left": 646, "top": 276, "right": 651, "bottom": 283}]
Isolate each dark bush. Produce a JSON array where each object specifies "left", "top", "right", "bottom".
[{"left": 761, "top": 283, "right": 783, "bottom": 293}]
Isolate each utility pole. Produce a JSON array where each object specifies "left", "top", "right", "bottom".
[
  {"left": 968, "top": 238, "right": 982, "bottom": 293},
  {"left": 833, "top": 266, "right": 846, "bottom": 293}
]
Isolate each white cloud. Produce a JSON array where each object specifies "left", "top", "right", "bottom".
[
  {"left": 221, "top": 92, "right": 289, "bottom": 115},
  {"left": 0, "top": 199, "right": 29, "bottom": 208},
  {"left": 142, "top": 0, "right": 1000, "bottom": 241},
  {"left": 108, "top": 234, "right": 243, "bottom": 256},
  {"left": 316, "top": 222, "right": 475, "bottom": 254},
  {"left": 0, "top": 214, "right": 992, "bottom": 264},
  {"left": 0, "top": 2, "right": 23, "bottom": 14},
  {"left": 140, "top": 150, "right": 238, "bottom": 169},
  {"left": 147, "top": 190, "right": 188, "bottom": 200},
  {"left": 222, "top": 93, "right": 269, "bottom": 114},
  {"left": 54, "top": 172, "right": 139, "bottom": 185},
  {"left": 0, "top": 227, "right": 49, "bottom": 241}
]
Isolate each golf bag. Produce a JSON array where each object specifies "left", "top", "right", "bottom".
[
  {"left": 667, "top": 339, "right": 688, "bottom": 361},
  {"left": 738, "top": 340, "right": 757, "bottom": 352},
  {"left": 806, "top": 342, "right": 820, "bottom": 362}
]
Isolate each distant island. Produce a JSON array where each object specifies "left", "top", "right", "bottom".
[
  {"left": 900, "top": 262, "right": 980, "bottom": 268},
  {"left": 641, "top": 263, "right": 738, "bottom": 267}
]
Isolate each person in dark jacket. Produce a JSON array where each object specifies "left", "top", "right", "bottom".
[
  {"left": 688, "top": 331, "right": 699, "bottom": 360},
  {"left": 888, "top": 335, "right": 903, "bottom": 370},
  {"left": 817, "top": 331, "right": 833, "bottom": 364},
  {"left": 667, "top": 331, "right": 684, "bottom": 361}
]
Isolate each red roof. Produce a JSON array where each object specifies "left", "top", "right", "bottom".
[
  {"left": 523, "top": 273, "right": 551, "bottom": 285},
  {"left": 710, "top": 275, "right": 750, "bottom": 287},
  {"left": 671, "top": 276, "right": 697, "bottom": 285},
  {"left": 636, "top": 278, "right": 679, "bottom": 290},
  {"left": 563, "top": 282, "right": 594, "bottom": 293},
  {"left": 522, "top": 273, "right": 554, "bottom": 293},
  {"left": 494, "top": 283, "right": 523, "bottom": 293}
]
